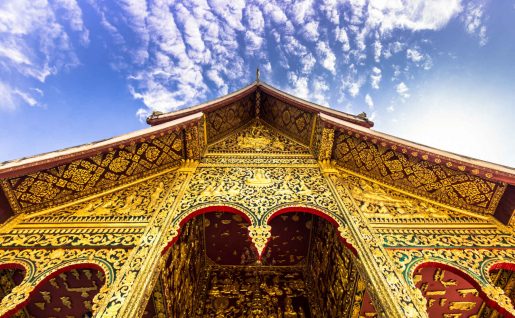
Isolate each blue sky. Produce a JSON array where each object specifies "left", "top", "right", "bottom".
[{"left": 0, "top": 0, "right": 514, "bottom": 167}]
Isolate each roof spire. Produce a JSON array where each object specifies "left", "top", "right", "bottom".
[{"left": 256, "top": 67, "right": 260, "bottom": 82}]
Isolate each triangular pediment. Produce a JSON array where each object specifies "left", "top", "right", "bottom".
[{"left": 207, "top": 119, "right": 311, "bottom": 156}]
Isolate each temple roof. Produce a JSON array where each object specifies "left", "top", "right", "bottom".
[{"left": 0, "top": 81, "right": 513, "bottom": 225}]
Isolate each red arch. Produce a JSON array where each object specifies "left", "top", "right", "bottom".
[
  {"left": 266, "top": 206, "right": 358, "bottom": 256},
  {"left": 161, "top": 205, "right": 252, "bottom": 255},
  {"left": 414, "top": 262, "right": 515, "bottom": 318},
  {"left": 1, "top": 263, "right": 105, "bottom": 318},
  {"left": 489, "top": 262, "right": 515, "bottom": 273}
]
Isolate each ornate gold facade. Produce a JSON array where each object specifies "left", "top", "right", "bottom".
[{"left": 0, "top": 81, "right": 514, "bottom": 318}]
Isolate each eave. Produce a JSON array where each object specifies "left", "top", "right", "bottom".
[
  {"left": 0, "top": 113, "right": 202, "bottom": 179},
  {"left": 320, "top": 113, "right": 515, "bottom": 185}
]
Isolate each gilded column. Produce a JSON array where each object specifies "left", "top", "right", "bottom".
[
  {"left": 321, "top": 165, "right": 428, "bottom": 318},
  {"left": 93, "top": 163, "right": 195, "bottom": 318}
]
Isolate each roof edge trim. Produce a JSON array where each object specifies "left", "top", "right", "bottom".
[
  {"left": 258, "top": 82, "right": 374, "bottom": 128},
  {"left": 320, "top": 113, "right": 515, "bottom": 184},
  {"left": 0, "top": 113, "right": 203, "bottom": 179},
  {"left": 146, "top": 81, "right": 374, "bottom": 128},
  {"left": 147, "top": 82, "right": 258, "bottom": 126}
]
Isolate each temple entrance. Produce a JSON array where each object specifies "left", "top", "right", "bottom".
[{"left": 141, "top": 211, "right": 377, "bottom": 317}]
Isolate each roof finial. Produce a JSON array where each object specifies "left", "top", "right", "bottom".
[{"left": 256, "top": 67, "right": 260, "bottom": 82}]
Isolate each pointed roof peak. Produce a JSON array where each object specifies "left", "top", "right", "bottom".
[{"left": 146, "top": 81, "right": 374, "bottom": 128}]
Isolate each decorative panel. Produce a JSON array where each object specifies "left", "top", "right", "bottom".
[
  {"left": 207, "top": 120, "right": 310, "bottom": 155},
  {"left": 332, "top": 131, "right": 506, "bottom": 214},
  {"left": 1, "top": 131, "right": 184, "bottom": 214},
  {"left": 334, "top": 169, "right": 487, "bottom": 224},
  {"left": 261, "top": 93, "right": 314, "bottom": 145},
  {"left": 205, "top": 93, "right": 255, "bottom": 143},
  {"left": 22, "top": 170, "right": 177, "bottom": 223}
]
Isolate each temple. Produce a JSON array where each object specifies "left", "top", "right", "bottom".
[{"left": 0, "top": 79, "right": 514, "bottom": 318}]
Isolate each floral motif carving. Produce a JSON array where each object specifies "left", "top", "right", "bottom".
[
  {"left": 261, "top": 93, "right": 314, "bottom": 145},
  {"left": 205, "top": 93, "right": 255, "bottom": 143},
  {"left": 334, "top": 169, "right": 488, "bottom": 223},
  {"left": 332, "top": 131, "right": 507, "bottom": 214},
  {"left": 0, "top": 248, "right": 129, "bottom": 317},
  {"left": 1, "top": 131, "right": 183, "bottom": 214},
  {"left": 175, "top": 166, "right": 340, "bottom": 225}
]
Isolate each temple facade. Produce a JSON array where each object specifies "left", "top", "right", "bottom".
[{"left": 0, "top": 80, "right": 513, "bottom": 318}]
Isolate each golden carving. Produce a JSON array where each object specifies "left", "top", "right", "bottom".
[
  {"left": 317, "top": 128, "right": 335, "bottom": 161},
  {"left": 332, "top": 131, "right": 506, "bottom": 214},
  {"left": 205, "top": 93, "right": 254, "bottom": 143},
  {"left": 0, "top": 248, "right": 128, "bottom": 317},
  {"left": 178, "top": 166, "right": 339, "bottom": 224},
  {"left": 248, "top": 225, "right": 271, "bottom": 257},
  {"left": 335, "top": 169, "right": 479, "bottom": 221},
  {"left": 448, "top": 301, "right": 476, "bottom": 311},
  {"left": 208, "top": 120, "right": 309, "bottom": 154},
  {"left": 457, "top": 288, "right": 478, "bottom": 297},
  {"left": 1, "top": 130, "right": 184, "bottom": 214},
  {"left": 328, "top": 172, "right": 428, "bottom": 318},
  {"left": 245, "top": 169, "right": 273, "bottom": 187},
  {"left": 261, "top": 93, "right": 314, "bottom": 145}
]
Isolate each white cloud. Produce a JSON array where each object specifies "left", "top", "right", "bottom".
[
  {"left": 461, "top": 2, "right": 488, "bottom": 46},
  {"left": 370, "top": 67, "right": 382, "bottom": 89},
  {"left": 320, "top": 0, "right": 340, "bottom": 25},
  {"left": 287, "top": 72, "right": 309, "bottom": 99},
  {"left": 316, "top": 42, "right": 336, "bottom": 74},
  {"left": 367, "top": 0, "right": 463, "bottom": 32},
  {"left": 0, "top": 0, "right": 88, "bottom": 109},
  {"left": 245, "top": 31, "right": 264, "bottom": 51},
  {"left": 291, "top": 0, "right": 315, "bottom": 25},
  {"left": 175, "top": 4, "right": 210, "bottom": 63},
  {"left": 347, "top": 80, "right": 363, "bottom": 98},
  {"left": 300, "top": 53, "right": 316, "bottom": 73},
  {"left": 208, "top": 0, "right": 246, "bottom": 31},
  {"left": 14, "top": 89, "right": 37, "bottom": 106},
  {"left": 207, "top": 69, "right": 228, "bottom": 95},
  {"left": 334, "top": 26, "right": 350, "bottom": 52},
  {"left": 263, "top": 3, "right": 288, "bottom": 25},
  {"left": 302, "top": 20, "right": 319, "bottom": 41},
  {"left": 245, "top": 4, "right": 265, "bottom": 33},
  {"left": 396, "top": 82, "right": 410, "bottom": 98},
  {"left": 311, "top": 76, "right": 329, "bottom": 105},
  {"left": 365, "top": 94, "right": 374, "bottom": 109},
  {"left": 373, "top": 38, "right": 382, "bottom": 62},
  {"left": 53, "top": 0, "right": 89, "bottom": 45},
  {"left": 407, "top": 48, "right": 423, "bottom": 62}
]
